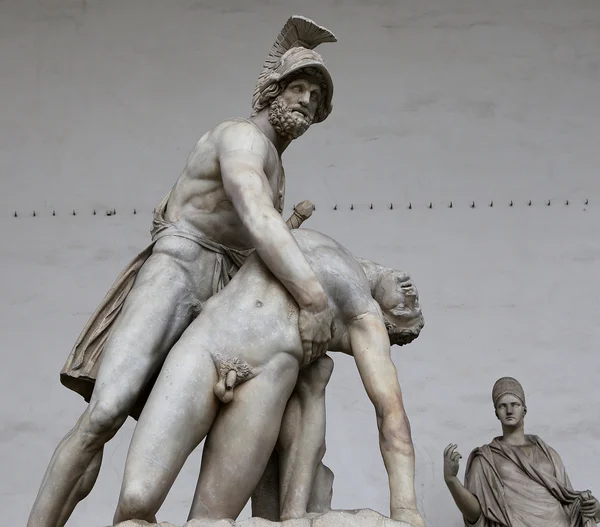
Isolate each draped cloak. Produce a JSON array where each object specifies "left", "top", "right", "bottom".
[
  {"left": 60, "top": 165, "right": 285, "bottom": 420},
  {"left": 463, "top": 435, "right": 598, "bottom": 527}
]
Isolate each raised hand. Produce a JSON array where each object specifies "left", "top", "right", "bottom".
[{"left": 443, "top": 443, "right": 462, "bottom": 482}]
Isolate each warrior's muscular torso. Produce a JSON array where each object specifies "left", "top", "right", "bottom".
[{"left": 164, "top": 118, "right": 284, "bottom": 250}]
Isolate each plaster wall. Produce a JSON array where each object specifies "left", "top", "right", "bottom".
[{"left": 1, "top": 1, "right": 599, "bottom": 526}]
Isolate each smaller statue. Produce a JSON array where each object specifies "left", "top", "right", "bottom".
[{"left": 443, "top": 377, "right": 600, "bottom": 526}]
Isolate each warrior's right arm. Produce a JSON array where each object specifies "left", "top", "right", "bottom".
[
  {"left": 443, "top": 445, "right": 482, "bottom": 524},
  {"left": 219, "top": 123, "right": 327, "bottom": 312}
]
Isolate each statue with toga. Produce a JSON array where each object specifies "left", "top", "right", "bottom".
[{"left": 443, "top": 377, "right": 600, "bottom": 526}]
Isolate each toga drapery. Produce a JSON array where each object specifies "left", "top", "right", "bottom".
[{"left": 463, "top": 435, "right": 598, "bottom": 527}]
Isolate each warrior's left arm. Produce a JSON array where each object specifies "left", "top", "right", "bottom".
[{"left": 347, "top": 305, "right": 420, "bottom": 521}]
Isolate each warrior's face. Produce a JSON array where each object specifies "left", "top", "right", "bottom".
[
  {"left": 495, "top": 394, "right": 526, "bottom": 428},
  {"left": 377, "top": 271, "right": 424, "bottom": 346},
  {"left": 268, "top": 76, "right": 322, "bottom": 141}
]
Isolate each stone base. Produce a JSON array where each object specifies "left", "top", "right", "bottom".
[{"left": 112, "top": 509, "right": 415, "bottom": 527}]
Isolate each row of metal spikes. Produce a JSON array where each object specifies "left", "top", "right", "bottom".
[
  {"left": 10, "top": 198, "right": 592, "bottom": 217},
  {"left": 336, "top": 198, "right": 589, "bottom": 210},
  {"left": 13, "top": 208, "right": 121, "bottom": 217}
]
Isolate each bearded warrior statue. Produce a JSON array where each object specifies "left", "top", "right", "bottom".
[
  {"left": 27, "top": 15, "right": 342, "bottom": 527},
  {"left": 251, "top": 15, "right": 337, "bottom": 140}
]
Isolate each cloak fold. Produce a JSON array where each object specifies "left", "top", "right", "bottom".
[
  {"left": 463, "top": 435, "right": 596, "bottom": 527},
  {"left": 59, "top": 190, "right": 254, "bottom": 419}
]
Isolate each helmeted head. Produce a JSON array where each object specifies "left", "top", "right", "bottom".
[
  {"left": 252, "top": 16, "right": 336, "bottom": 139},
  {"left": 374, "top": 270, "right": 425, "bottom": 347},
  {"left": 492, "top": 377, "right": 527, "bottom": 427}
]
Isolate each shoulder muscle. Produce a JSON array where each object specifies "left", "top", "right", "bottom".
[{"left": 217, "top": 121, "right": 270, "bottom": 162}]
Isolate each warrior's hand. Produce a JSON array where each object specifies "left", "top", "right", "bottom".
[
  {"left": 298, "top": 306, "right": 335, "bottom": 367},
  {"left": 443, "top": 443, "right": 462, "bottom": 481}
]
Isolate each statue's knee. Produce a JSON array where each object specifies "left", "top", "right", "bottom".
[
  {"left": 81, "top": 400, "right": 128, "bottom": 447},
  {"left": 298, "top": 355, "right": 334, "bottom": 395},
  {"left": 316, "top": 354, "right": 334, "bottom": 378},
  {"left": 118, "top": 482, "right": 156, "bottom": 520}
]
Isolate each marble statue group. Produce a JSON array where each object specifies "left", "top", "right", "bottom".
[{"left": 25, "top": 14, "right": 599, "bottom": 527}]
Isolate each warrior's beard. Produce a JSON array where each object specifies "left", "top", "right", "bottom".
[{"left": 268, "top": 96, "right": 314, "bottom": 141}]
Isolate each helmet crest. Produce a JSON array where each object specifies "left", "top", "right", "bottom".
[{"left": 252, "top": 16, "right": 337, "bottom": 124}]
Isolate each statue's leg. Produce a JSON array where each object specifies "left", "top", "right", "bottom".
[
  {"left": 188, "top": 353, "right": 300, "bottom": 521},
  {"left": 251, "top": 451, "right": 281, "bottom": 521},
  {"left": 277, "top": 355, "right": 334, "bottom": 520},
  {"left": 307, "top": 462, "right": 334, "bottom": 514},
  {"left": 251, "top": 356, "right": 335, "bottom": 521},
  {"left": 253, "top": 459, "right": 336, "bottom": 519},
  {"left": 27, "top": 253, "right": 202, "bottom": 527},
  {"left": 113, "top": 343, "right": 220, "bottom": 523}
]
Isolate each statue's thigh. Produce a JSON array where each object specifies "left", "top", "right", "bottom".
[
  {"left": 92, "top": 255, "right": 202, "bottom": 397},
  {"left": 189, "top": 354, "right": 300, "bottom": 520},
  {"left": 120, "top": 347, "right": 220, "bottom": 503}
]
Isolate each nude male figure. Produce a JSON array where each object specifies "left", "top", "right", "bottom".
[
  {"left": 28, "top": 16, "right": 338, "bottom": 527},
  {"left": 113, "top": 228, "right": 426, "bottom": 527}
]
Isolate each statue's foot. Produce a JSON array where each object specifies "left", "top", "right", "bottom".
[
  {"left": 391, "top": 508, "right": 426, "bottom": 527},
  {"left": 280, "top": 510, "right": 322, "bottom": 522},
  {"left": 112, "top": 521, "right": 179, "bottom": 527},
  {"left": 112, "top": 508, "right": 425, "bottom": 527}
]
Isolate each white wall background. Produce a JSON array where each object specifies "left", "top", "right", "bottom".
[{"left": 1, "top": 1, "right": 599, "bottom": 526}]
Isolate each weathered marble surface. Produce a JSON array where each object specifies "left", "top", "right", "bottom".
[{"left": 111, "top": 509, "right": 415, "bottom": 527}]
